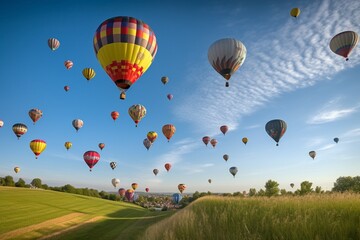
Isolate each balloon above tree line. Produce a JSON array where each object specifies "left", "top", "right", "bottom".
[
  {"left": 334, "top": 137, "right": 339, "bottom": 144},
  {"left": 161, "top": 76, "right": 169, "bottom": 85},
  {"left": 82, "top": 68, "right": 96, "bottom": 81},
  {"left": 12, "top": 123, "right": 28, "bottom": 139},
  {"left": 64, "top": 60, "right": 73, "bottom": 70},
  {"left": 72, "top": 119, "right": 83, "bottom": 132},
  {"left": 28, "top": 108, "right": 43, "bottom": 125},
  {"left": 178, "top": 184, "right": 186, "bottom": 194},
  {"left": 162, "top": 124, "right": 176, "bottom": 142},
  {"left": 309, "top": 151, "right": 316, "bottom": 160},
  {"left": 208, "top": 179, "right": 212, "bottom": 184},
  {"left": 14, "top": 167, "right": 20, "bottom": 174},
  {"left": 143, "top": 138, "right": 152, "bottom": 150},
  {"left": 83, "top": 150, "right": 100, "bottom": 171},
  {"left": 210, "top": 139, "right": 218, "bottom": 148},
  {"left": 223, "top": 154, "right": 229, "bottom": 162},
  {"left": 110, "top": 162, "right": 117, "bottom": 170},
  {"left": 290, "top": 183, "right": 294, "bottom": 188},
  {"left": 125, "top": 189, "right": 134, "bottom": 201},
  {"left": 242, "top": 137, "right": 248, "bottom": 145},
  {"left": 131, "top": 183, "right": 138, "bottom": 191},
  {"left": 145, "top": 188, "right": 149, "bottom": 193},
  {"left": 330, "top": 31, "right": 358, "bottom": 61},
  {"left": 48, "top": 38, "right": 60, "bottom": 51},
  {"left": 64, "top": 141, "right": 72, "bottom": 151},
  {"left": 30, "top": 139, "right": 47, "bottom": 159},
  {"left": 128, "top": 104, "right": 146, "bottom": 127},
  {"left": 229, "top": 166, "right": 238, "bottom": 178},
  {"left": 265, "top": 119, "right": 287, "bottom": 146},
  {"left": 93, "top": 16, "right": 158, "bottom": 100},
  {"left": 202, "top": 136, "right": 211, "bottom": 146},
  {"left": 165, "top": 163, "right": 171, "bottom": 172},
  {"left": 111, "top": 111, "right": 119, "bottom": 121},
  {"left": 111, "top": 178, "right": 120, "bottom": 188},
  {"left": 153, "top": 168, "right": 159, "bottom": 176},
  {"left": 118, "top": 188, "right": 126, "bottom": 197},
  {"left": 220, "top": 125, "right": 228, "bottom": 135},
  {"left": 208, "top": 38, "right": 247, "bottom": 87},
  {"left": 290, "top": 8, "right": 300, "bottom": 18},
  {"left": 172, "top": 193, "right": 182, "bottom": 204}
]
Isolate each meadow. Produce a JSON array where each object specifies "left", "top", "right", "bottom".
[
  {"left": 144, "top": 194, "right": 360, "bottom": 240},
  {"left": 0, "top": 187, "right": 172, "bottom": 240}
]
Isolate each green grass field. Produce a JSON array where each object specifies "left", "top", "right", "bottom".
[
  {"left": 0, "top": 187, "right": 172, "bottom": 240},
  {"left": 144, "top": 194, "right": 360, "bottom": 240}
]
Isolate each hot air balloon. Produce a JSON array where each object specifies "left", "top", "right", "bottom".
[
  {"left": 147, "top": 131, "right": 158, "bottom": 143},
  {"left": 242, "top": 137, "right": 248, "bottom": 145},
  {"left": 83, "top": 151, "right": 100, "bottom": 171},
  {"left": 208, "top": 38, "right": 246, "bottom": 87},
  {"left": 30, "top": 139, "right": 47, "bottom": 159},
  {"left": 153, "top": 168, "right": 159, "bottom": 176},
  {"left": 220, "top": 125, "right": 228, "bottom": 135},
  {"left": 202, "top": 136, "right": 211, "bottom": 146},
  {"left": 12, "top": 123, "right": 28, "bottom": 139},
  {"left": 0, "top": 120, "right": 3, "bottom": 128},
  {"left": 290, "top": 183, "right": 294, "bottom": 188},
  {"left": 143, "top": 138, "right": 152, "bottom": 150},
  {"left": 178, "top": 184, "right": 186, "bottom": 194},
  {"left": 145, "top": 187, "right": 149, "bottom": 193},
  {"left": 64, "top": 141, "right": 72, "bottom": 151},
  {"left": 265, "top": 119, "right": 287, "bottom": 146},
  {"left": 309, "top": 151, "right": 316, "bottom": 160},
  {"left": 330, "top": 31, "right": 358, "bottom": 61},
  {"left": 48, "top": 38, "right": 60, "bottom": 51},
  {"left": 93, "top": 16, "right": 158, "bottom": 100},
  {"left": 64, "top": 60, "right": 73, "bottom": 70},
  {"left": 125, "top": 189, "right": 134, "bottom": 201},
  {"left": 161, "top": 76, "right": 169, "bottom": 85},
  {"left": 72, "top": 119, "right": 83, "bottom": 132},
  {"left": 165, "top": 163, "right": 171, "bottom": 172},
  {"left": 334, "top": 137, "right": 339, "bottom": 144},
  {"left": 223, "top": 154, "right": 229, "bottom": 162},
  {"left": 98, "top": 143, "right": 105, "bottom": 151},
  {"left": 131, "top": 183, "right": 138, "bottom": 191},
  {"left": 167, "top": 94, "right": 173, "bottom": 101},
  {"left": 210, "top": 139, "right": 218, "bottom": 148},
  {"left": 111, "top": 111, "right": 119, "bottom": 121},
  {"left": 64, "top": 86, "right": 70, "bottom": 92},
  {"left": 82, "top": 68, "right": 96, "bottom": 81},
  {"left": 229, "top": 167, "right": 238, "bottom": 178},
  {"left": 290, "top": 8, "right": 300, "bottom": 18},
  {"left": 128, "top": 104, "right": 146, "bottom": 127},
  {"left": 111, "top": 178, "right": 120, "bottom": 188},
  {"left": 110, "top": 162, "right": 117, "bottom": 170},
  {"left": 208, "top": 179, "right": 212, "bottom": 184},
  {"left": 14, "top": 167, "right": 20, "bottom": 173},
  {"left": 162, "top": 124, "right": 176, "bottom": 142},
  {"left": 118, "top": 188, "right": 126, "bottom": 197},
  {"left": 172, "top": 193, "right": 182, "bottom": 204},
  {"left": 28, "top": 108, "right": 43, "bottom": 125}
]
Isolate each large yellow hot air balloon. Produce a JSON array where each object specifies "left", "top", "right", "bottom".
[
  {"left": 93, "top": 16, "right": 158, "bottom": 100},
  {"left": 330, "top": 31, "right": 359, "bottom": 61},
  {"left": 30, "top": 139, "right": 47, "bottom": 159},
  {"left": 128, "top": 104, "right": 146, "bottom": 127},
  {"left": 290, "top": 8, "right": 300, "bottom": 18},
  {"left": 208, "top": 38, "right": 246, "bottom": 87},
  {"left": 82, "top": 68, "right": 96, "bottom": 81},
  {"left": 162, "top": 124, "right": 176, "bottom": 142}
]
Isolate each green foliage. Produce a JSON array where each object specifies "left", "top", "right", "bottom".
[
  {"left": 0, "top": 177, "right": 5, "bottom": 186},
  {"left": 333, "top": 176, "right": 360, "bottom": 193},
  {"left": 249, "top": 188, "right": 256, "bottom": 196},
  {"left": 31, "top": 178, "right": 42, "bottom": 188},
  {"left": 4, "top": 176, "right": 15, "bottom": 187},
  {"left": 62, "top": 184, "right": 76, "bottom": 194},
  {"left": 15, "top": 178, "right": 26, "bottom": 188},
  {"left": 299, "top": 181, "right": 313, "bottom": 195},
  {"left": 265, "top": 179, "right": 280, "bottom": 197}
]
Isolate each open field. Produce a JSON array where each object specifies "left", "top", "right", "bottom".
[
  {"left": 0, "top": 187, "right": 172, "bottom": 240},
  {"left": 144, "top": 194, "right": 360, "bottom": 240}
]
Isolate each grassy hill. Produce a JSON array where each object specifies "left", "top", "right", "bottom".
[
  {"left": 0, "top": 187, "right": 172, "bottom": 240},
  {"left": 143, "top": 194, "right": 360, "bottom": 240}
]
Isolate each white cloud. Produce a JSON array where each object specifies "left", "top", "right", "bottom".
[{"left": 174, "top": 0, "right": 360, "bottom": 135}]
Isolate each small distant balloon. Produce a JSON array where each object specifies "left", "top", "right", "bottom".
[
  {"left": 111, "top": 111, "right": 119, "bottom": 121},
  {"left": 210, "top": 139, "right": 218, "bottom": 148},
  {"left": 172, "top": 193, "right": 182, "bottom": 204},
  {"left": 208, "top": 179, "right": 212, "bottom": 184},
  {"left": 334, "top": 137, "right": 339, "bottom": 144},
  {"left": 290, "top": 183, "right": 294, "bottom": 188},
  {"left": 12, "top": 123, "right": 28, "bottom": 140},
  {"left": 64, "top": 141, "right": 72, "bottom": 151},
  {"left": 82, "top": 68, "right": 96, "bottom": 81},
  {"left": 165, "top": 163, "right": 172, "bottom": 172},
  {"left": 229, "top": 167, "right": 238, "bottom": 178},
  {"left": 202, "top": 136, "right": 211, "bottom": 146},
  {"left": 28, "top": 108, "right": 43, "bottom": 125},
  {"left": 178, "top": 184, "right": 186, "bottom": 193},
  {"left": 309, "top": 151, "right": 316, "bottom": 160},
  {"left": 162, "top": 124, "right": 176, "bottom": 142},
  {"left": 223, "top": 154, "right": 229, "bottom": 162},
  {"left": 118, "top": 188, "right": 126, "bottom": 197},
  {"left": 128, "top": 104, "right": 146, "bottom": 127},
  {"left": 0, "top": 120, "right": 3, "bottom": 128},
  {"left": 143, "top": 138, "right": 152, "bottom": 150},
  {"left": 14, "top": 167, "right": 20, "bottom": 173},
  {"left": 64, "top": 86, "right": 70, "bottom": 92},
  {"left": 98, "top": 143, "right": 105, "bottom": 151},
  {"left": 161, "top": 76, "right": 169, "bottom": 85},
  {"left": 48, "top": 38, "right": 60, "bottom": 51},
  {"left": 147, "top": 131, "right": 158, "bottom": 143},
  {"left": 242, "top": 137, "right": 248, "bottom": 145},
  {"left": 110, "top": 162, "right": 117, "bottom": 170},
  {"left": 220, "top": 125, "right": 228, "bottom": 135},
  {"left": 131, "top": 183, "right": 138, "bottom": 191},
  {"left": 64, "top": 60, "right": 73, "bottom": 70},
  {"left": 72, "top": 119, "right": 83, "bottom": 132},
  {"left": 290, "top": 8, "right": 300, "bottom": 18},
  {"left": 111, "top": 178, "right": 120, "bottom": 188},
  {"left": 145, "top": 187, "right": 149, "bottom": 193},
  {"left": 153, "top": 168, "right": 159, "bottom": 176},
  {"left": 167, "top": 94, "right": 173, "bottom": 101}
]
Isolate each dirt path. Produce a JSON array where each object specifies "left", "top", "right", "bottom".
[{"left": 0, "top": 213, "right": 102, "bottom": 240}]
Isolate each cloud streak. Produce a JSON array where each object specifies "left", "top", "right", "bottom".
[{"left": 175, "top": 0, "right": 360, "bottom": 135}]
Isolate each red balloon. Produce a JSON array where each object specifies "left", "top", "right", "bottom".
[
  {"left": 111, "top": 111, "right": 119, "bottom": 121},
  {"left": 145, "top": 187, "right": 149, "bottom": 192},
  {"left": 202, "top": 136, "right": 211, "bottom": 146},
  {"left": 64, "top": 86, "right": 70, "bottom": 92},
  {"left": 165, "top": 163, "right": 172, "bottom": 172},
  {"left": 83, "top": 151, "right": 100, "bottom": 171},
  {"left": 220, "top": 125, "right": 228, "bottom": 135}
]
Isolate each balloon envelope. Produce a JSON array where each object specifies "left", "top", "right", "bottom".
[
  {"left": 131, "top": 183, "right": 138, "bottom": 190},
  {"left": 330, "top": 31, "right": 359, "bottom": 61},
  {"left": 72, "top": 119, "right": 83, "bottom": 132},
  {"left": 242, "top": 137, "right": 248, "bottom": 145},
  {"left": 111, "top": 111, "right": 119, "bottom": 121},
  {"left": 82, "top": 68, "right": 96, "bottom": 80},
  {"left": 14, "top": 167, "right": 20, "bottom": 173},
  {"left": 28, "top": 108, "right": 43, "bottom": 124},
  {"left": 265, "top": 119, "right": 287, "bottom": 146},
  {"left": 161, "top": 76, "right": 169, "bottom": 85},
  {"left": 220, "top": 125, "right": 228, "bottom": 135},
  {"left": 83, "top": 151, "right": 100, "bottom": 171},
  {"left": 290, "top": 8, "right": 300, "bottom": 18},
  {"left": 98, "top": 143, "right": 105, "bottom": 151},
  {"left": 64, "top": 141, "right": 72, "bottom": 151},
  {"left": 309, "top": 151, "right": 316, "bottom": 160},
  {"left": 118, "top": 188, "right": 126, "bottom": 197},
  {"left": 128, "top": 104, "right": 146, "bottom": 127},
  {"left": 229, "top": 167, "right": 238, "bottom": 178},
  {"left": 111, "top": 178, "right": 120, "bottom": 188},
  {"left": 153, "top": 168, "right": 159, "bottom": 176},
  {"left": 48, "top": 38, "right": 60, "bottom": 51},
  {"left": 30, "top": 139, "right": 47, "bottom": 159},
  {"left": 172, "top": 193, "right": 182, "bottom": 204},
  {"left": 162, "top": 124, "right": 176, "bottom": 142},
  {"left": 110, "top": 162, "right": 117, "bottom": 170},
  {"left": 165, "top": 163, "right": 171, "bottom": 172},
  {"left": 223, "top": 154, "right": 229, "bottom": 161},
  {"left": 147, "top": 131, "right": 158, "bottom": 143},
  {"left": 178, "top": 184, "right": 186, "bottom": 193},
  {"left": 64, "top": 60, "right": 73, "bottom": 69},
  {"left": 0, "top": 120, "right": 3, "bottom": 128},
  {"left": 210, "top": 139, "right": 218, "bottom": 148},
  {"left": 143, "top": 138, "right": 152, "bottom": 150},
  {"left": 125, "top": 189, "right": 134, "bottom": 201},
  {"left": 334, "top": 137, "right": 339, "bottom": 144},
  {"left": 12, "top": 123, "right": 28, "bottom": 139}
]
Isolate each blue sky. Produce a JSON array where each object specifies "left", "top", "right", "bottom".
[{"left": 0, "top": 0, "right": 359, "bottom": 193}]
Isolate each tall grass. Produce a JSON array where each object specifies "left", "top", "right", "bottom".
[{"left": 143, "top": 194, "right": 360, "bottom": 240}]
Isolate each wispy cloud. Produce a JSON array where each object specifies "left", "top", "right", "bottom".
[{"left": 175, "top": 0, "right": 360, "bottom": 135}]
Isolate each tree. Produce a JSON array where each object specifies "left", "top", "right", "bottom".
[
  {"left": 332, "top": 176, "right": 359, "bottom": 193},
  {"left": 31, "top": 178, "right": 42, "bottom": 188},
  {"left": 15, "top": 178, "right": 26, "bottom": 188},
  {"left": 248, "top": 188, "right": 256, "bottom": 197},
  {"left": 299, "top": 181, "right": 313, "bottom": 195},
  {"left": 315, "top": 186, "right": 323, "bottom": 194},
  {"left": 257, "top": 189, "right": 265, "bottom": 196},
  {"left": 62, "top": 184, "right": 76, "bottom": 194},
  {"left": 0, "top": 177, "right": 5, "bottom": 186},
  {"left": 280, "top": 189, "right": 287, "bottom": 195},
  {"left": 264, "top": 179, "right": 280, "bottom": 197},
  {"left": 4, "top": 176, "right": 15, "bottom": 186}
]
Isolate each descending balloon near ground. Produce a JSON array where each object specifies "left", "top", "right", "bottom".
[
  {"left": 265, "top": 119, "right": 287, "bottom": 146},
  {"left": 178, "top": 184, "right": 186, "bottom": 193},
  {"left": 330, "top": 31, "right": 358, "bottom": 61},
  {"left": 12, "top": 123, "right": 27, "bottom": 139},
  {"left": 172, "top": 193, "right": 182, "bottom": 204},
  {"left": 131, "top": 183, "right": 138, "bottom": 190},
  {"left": 93, "top": 16, "right": 158, "bottom": 100},
  {"left": 118, "top": 188, "right": 126, "bottom": 197},
  {"left": 125, "top": 189, "right": 134, "bottom": 201},
  {"left": 208, "top": 38, "right": 246, "bottom": 87},
  {"left": 83, "top": 151, "right": 100, "bottom": 171},
  {"left": 30, "top": 139, "right": 47, "bottom": 159}
]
